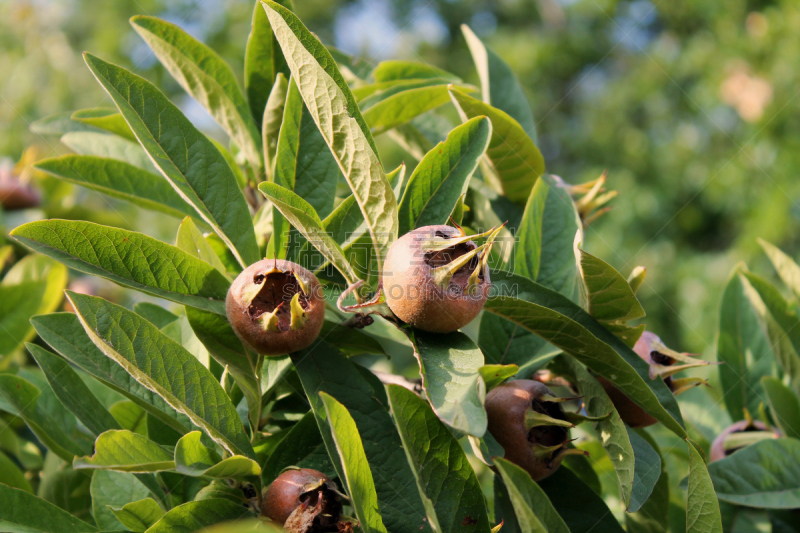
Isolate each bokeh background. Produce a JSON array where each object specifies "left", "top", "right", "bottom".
[{"left": 3, "top": 0, "right": 800, "bottom": 355}]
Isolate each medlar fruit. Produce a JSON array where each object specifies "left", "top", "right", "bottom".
[
  {"left": 382, "top": 224, "right": 500, "bottom": 333},
  {"left": 262, "top": 468, "right": 344, "bottom": 532},
  {"left": 598, "top": 331, "right": 712, "bottom": 428},
  {"left": 709, "top": 418, "right": 782, "bottom": 462},
  {"left": 485, "top": 379, "right": 588, "bottom": 481},
  {"left": 226, "top": 259, "right": 324, "bottom": 356},
  {"left": 0, "top": 168, "right": 39, "bottom": 211}
]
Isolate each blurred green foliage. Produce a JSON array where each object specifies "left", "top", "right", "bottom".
[{"left": 3, "top": 0, "right": 800, "bottom": 355}]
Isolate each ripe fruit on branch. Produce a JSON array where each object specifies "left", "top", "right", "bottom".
[
  {"left": 709, "top": 415, "right": 782, "bottom": 462},
  {"left": 598, "top": 331, "right": 714, "bottom": 428},
  {"left": 261, "top": 468, "right": 345, "bottom": 533},
  {"left": 382, "top": 224, "right": 502, "bottom": 333},
  {"left": 485, "top": 379, "right": 593, "bottom": 481},
  {"left": 226, "top": 259, "right": 324, "bottom": 356}
]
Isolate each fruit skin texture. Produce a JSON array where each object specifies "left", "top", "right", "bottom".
[
  {"left": 709, "top": 420, "right": 781, "bottom": 462},
  {"left": 226, "top": 259, "right": 324, "bottom": 356},
  {"left": 261, "top": 468, "right": 342, "bottom": 531},
  {"left": 597, "top": 331, "right": 666, "bottom": 428},
  {"left": 485, "top": 379, "right": 571, "bottom": 481},
  {"left": 382, "top": 225, "right": 490, "bottom": 333}
]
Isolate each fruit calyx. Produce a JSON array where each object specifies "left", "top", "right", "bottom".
[
  {"left": 262, "top": 468, "right": 349, "bottom": 533},
  {"left": 226, "top": 259, "right": 325, "bottom": 356},
  {"left": 709, "top": 410, "right": 782, "bottom": 462},
  {"left": 485, "top": 380, "right": 591, "bottom": 481},
  {"left": 381, "top": 224, "right": 502, "bottom": 333}
]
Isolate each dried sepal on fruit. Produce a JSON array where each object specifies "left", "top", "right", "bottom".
[
  {"left": 709, "top": 410, "right": 782, "bottom": 462},
  {"left": 485, "top": 379, "right": 590, "bottom": 481},
  {"left": 261, "top": 468, "right": 351, "bottom": 533},
  {"left": 226, "top": 259, "right": 325, "bottom": 356},
  {"left": 381, "top": 223, "right": 502, "bottom": 333},
  {"left": 598, "top": 331, "right": 717, "bottom": 428},
  {"left": 550, "top": 171, "right": 617, "bottom": 226}
]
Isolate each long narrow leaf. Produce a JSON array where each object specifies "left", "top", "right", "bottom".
[
  {"left": 66, "top": 292, "right": 254, "bottom": 459},
  {"left": 131, "top": 16, "right": 262, "bottom": 172},
  {"left": 11, "top": 220, "right": 230, "bottom": 315},
  {"left": 83, "top": 53, "right": 259, "bottom": 267},
  {"left": 262, "top": 1, "right": 398, "bottom": 267}
]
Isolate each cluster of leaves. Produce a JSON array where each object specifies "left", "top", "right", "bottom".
[{"left": 0, "top": 1, "right": 797, "bottom": 533}]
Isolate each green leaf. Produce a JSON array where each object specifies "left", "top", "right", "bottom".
[
  {"left": 485, "top": 270, "right": 687, "bottom": 438},
  {"left": 134, "top": 302, "right": 179, "bottom": 329},
  {"left": 708, "top": 438, "right": 800, "bottom": 508},
  {"left": 551, "top": 354, "right": 642, "bottom": 511},
  {"left": 274, "top": 78, "right": 340, "bottom": 218},
  {"left": 110, "top": 401, "right": 148, "bottom": 434},
  {"left": 449, "top": 88, "right": 544, "bottom": 203},
  {"left": 174, "top": 431, "right": 260, "bottom": 478},
  {"left": 626, "top": 437, "right": 669, "bottom": 533},
  {"left": 31, "top": 312, "right": 190, "bottom": 435},
  {"left": 398, "top": 116, "right": 491, "bottom": 234},
  {"left": 291, "top": 342, "right": 432, "bottom": 533},
  {"left": 687, "top": 442, "right": 723, "bottom": 532},
  {"left": 60, "top": 131, "right": 158, "bottom": 173},
  {"left": 319, "top": 320, "right": 387, "bottom": 356},
  {"left": 478, "top": 364, "right": 518, "bottom": 391},
  {"left": 0, "top": 281, "right": 46, "bottom": 356},
  {"left": 66, "top": 292, "right": 255, "bottom": 459},
  {"left": 760, "top": 239, "right": 800, "bottom": 298},
  {"left": 576, "top": 237, "right": 646, "bottom": 346},
  {"left": 71, "top": 108, "right": 136, "bottom": 141},
  {"left": 74, "top": 430, "right": 174, "bottom": 472},
  {"left": 373, "top": 60, "right": 461, "bottom": 83},
  {"left": 36, "top": 155, "right": 196, "bottom": 219},
  {"left": 131, "top": 16, "right": 262, "bottom": 172},
  {"left": 320, "top": 392, "right": 388, "bottom": 533},
  {"left": 494, "top": 458, "right": 570, "bottom": 533},
  {"left": 90, "top": 470, "right": 150, "bottom": 531},
  {"left": 0, "top": 483, "right": 98, "bottom": 532},
  {"left": 262, "top": 0, "right": 398, "bottom": 266},
  {"left": 31, "top": 111, "right": 101, "bottom": 135},
  {"left": 12, "top": 220, "right": 230, "bottom": 315},
  {"left": 262, "top": 73, "right": 289, "bottom": 180},
  {"left": 478, "top": 313, "right": 557, "bottom": 377},
  {"left": 244, "top": 0, "right": 291, "bottom": 129},
  {"left": 628, "top": 428, "right": 662, "bottom": 513},
  {"left": 0, "top": 374, "right": 87, "bottom": 461},
  {"left": 461, "top": 25, "right": 536, "bottom": 142},
  {"left": 184, "top": 307, "right": 259, "bottom": 409},
  {"left": 406, "top": 329, "right": 487, "bottom": 437},
  {"left": 538, "top": 467, "right": 625, "bottom": 533},
  {"left": 83, "top": 53, "right": 259, "bottom": 267},
  {"left": 146, "top": 500, "right": 255, "bottom": 533},
  {"left": 27, "top": 343, "right": 121, "bottom": 436},
  {"left": 258, "top": 182, "right": 359, "bottom": 284},
  {"left": 0, "top": 449, "right": 33, "bottom": 493},
  {"left": 717, "top": 269, "right": 777, "bottom": 421},
  {"left": 109, "top": 498, "right": 165, "bottom": 533},
  {"left": 363, "top": 83, "right": 459, "bottom": 135},
  {"left": 761, "top": 377, "right": 800, "bottom": 439},
  {"left": 176, "top": 216, "right": 231, "bottom": 279},
  {"left": 261, "top": 411, "right": 333, "bottom": 482},
  {"left": 387, "top": 384, "right": 491, "bottom": 533},
  {"left": 515, "top": 174, "right": 581, "bottom": 300},
  {"left": 0, "top": 255, "right": 67, "bottom": 356}
]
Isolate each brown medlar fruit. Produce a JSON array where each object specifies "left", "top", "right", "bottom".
[
  {"left": 485, "top": 379, "right": 587, "bottom": 481},
  {"left": 261, "top": 468, "right": 343, "bottom": 533},
  {"left": 597, "top": 331, "right": 712, "bottom": 428},
  {"left": 382, "top": 224, "right": 500, "bottom": 333},
  {"left": 226, "top": 259, "right": 324, "bottom": 356},
  {"left": 0, "top": 168, "right": 39, "bottom": 211},
  {"left": 709, "top": 418, "right": 782, "bottom": 462}
]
